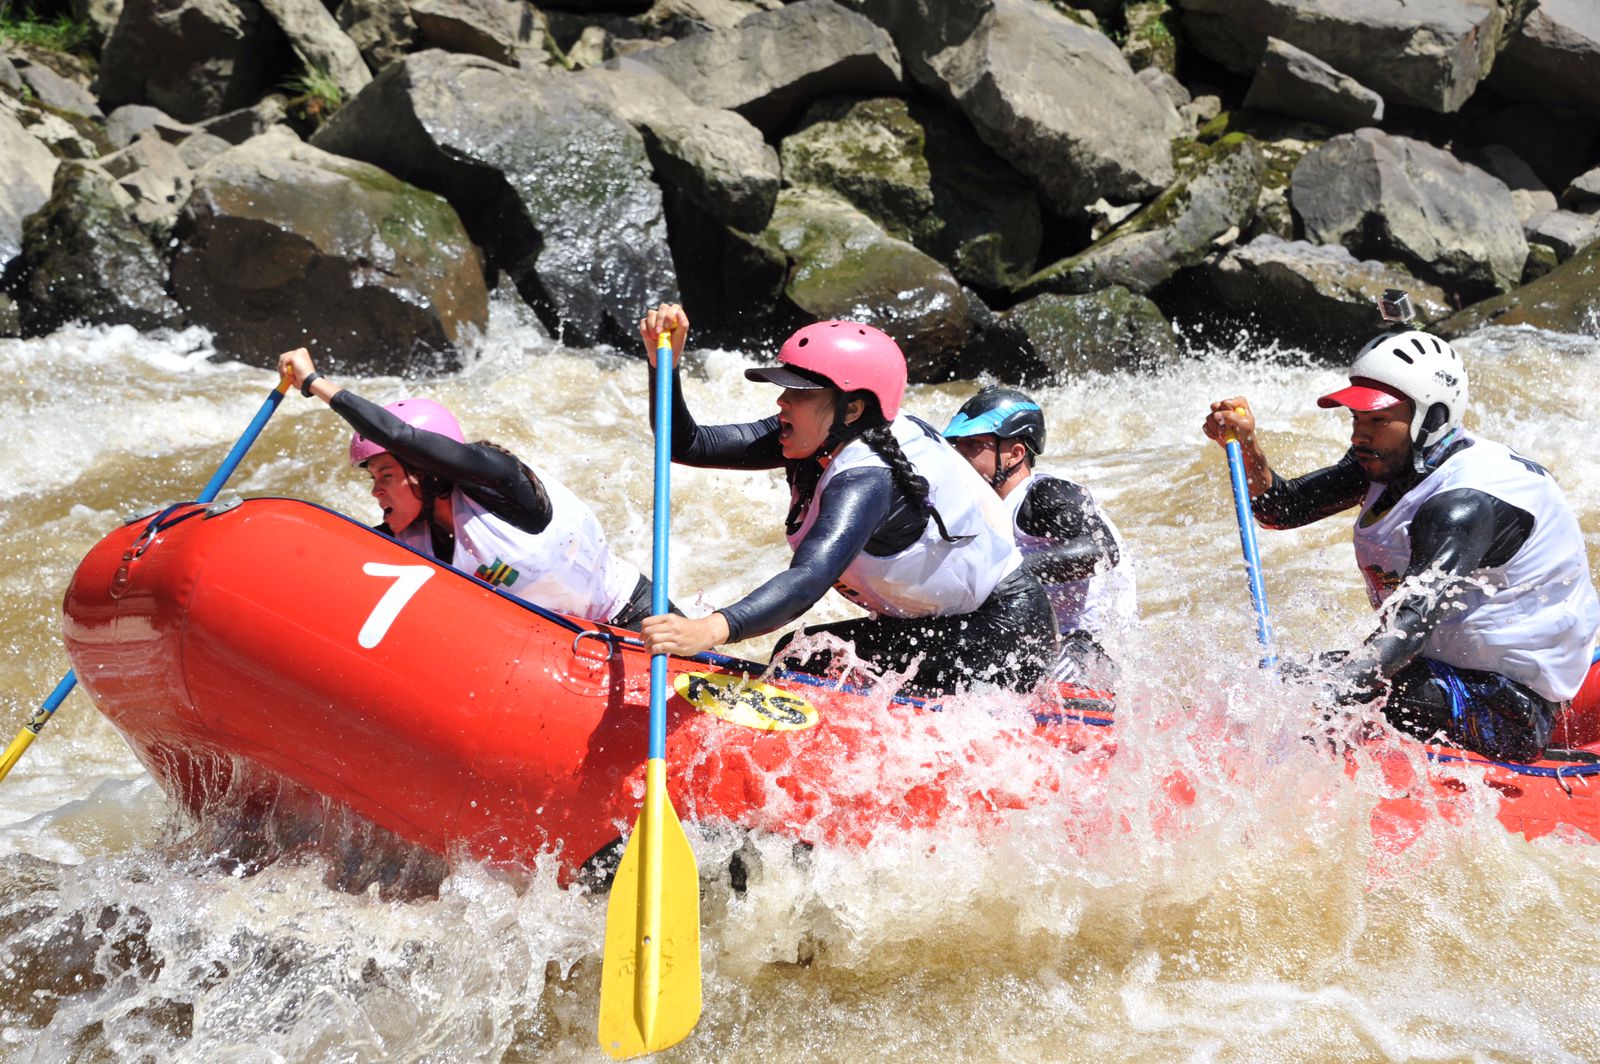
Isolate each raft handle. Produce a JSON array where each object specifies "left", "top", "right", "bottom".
[
  {"left": 204, "top": 496, "right": 243, "bottom": 518},
  {"left": 573, "top": 629, "right": 618, "bottom": 663}
]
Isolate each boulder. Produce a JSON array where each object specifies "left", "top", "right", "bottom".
[
  {"left": 335, "top": 0, "right": 418, "bottom": 72},
  {"left": 312, "top": 50, "right": 676, "bottom": 348},
  {"left": 854, "top": 0, "right": 1178, "bottom": 216},
  {"left": 99, "top": 0, "right": 293, "bottom": 123},
  {"left": 632, "top": 0, "right": 902, "bottom": 133},
  {"left": 1192, "top": 235, "right": 1451, "bottom": 351},
  {"left": 1241, "top": 37, "right": 1382, "bottom": 130},
  {"left": 1020, "top": 134, "right": 1264, "bottom": 297},
  {"left": 170, "top": 129, "right": 489, "bottom": 371},
  {"left": 1525, "top": 210, "right": 1600, "bottom": 263},
  {"left": 1469, "top": 144, "right": 1557, "bottom": 224},
  {"left": 663, "top": 191, "right": 789, "bottom": 343},
  {"left": 1175, "top": 0, "right": 1505, "bottom": 113},
  {"left": 197, "top": 96, "right": 293, "bottom": 145},
  {"left": 1435, "top": 241, "right": 1600, "bottom": 338},
  {"left": 17, "top": 161, "right": 185, "bottom": 334},
  {"left": 1247, "top": 132, "right": 1319, "bottom": 241},
  {"left": 571, "top": 60, "right": 779, "bottom": 234},
  {"left": 99, "top": 132, "right": 196, "bottom": 232},
  {"left": 1564, "top": 167, "right": 1600, "bottom": 209},
  {"left": 1489, "top": 0, "right": 1600, "bottom": 112},
  {"left": 408, "top": 0, "right": 554, "bottom": 68},
  {"left": 14, "top": 59, "right": 104, "bottom": 120},
  {"left": 0, "top": 109, "right": 60, "bottom": 272},
  {"left": 764, "top": 188, "right": 971, "bottom": 381},
  {"left": 779, "top": 95, "right": 1041, "bottom": 291},
  {"left": 994, "top": 287, "right": 1182, "bottom": 378},
  {"left": 1291, "top": 129, "right": 1528, "bottom": 299},
  {"left": 259, "top": 0, "right": 374, "bottom": 101},
  {"left": 105, "top": 104, "right": 200, "bottom": 150},
  {"left": 0, "top": 53, "right": 21, "bottom": 94},
  {"left": 0, "top": 93, "right": 108, "bottom": 161}
]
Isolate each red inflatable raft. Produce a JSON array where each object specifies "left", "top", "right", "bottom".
[{"left": 61, "top": 499, "right": 1600, "bottom": 875}]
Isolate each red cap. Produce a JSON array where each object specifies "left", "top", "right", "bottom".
[{"left": 1316, "top": 376, "right": 1410, "bottom": 411}]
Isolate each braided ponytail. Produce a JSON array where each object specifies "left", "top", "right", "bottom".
[{"left": 858, "top": 422, "right": 974, "bottom": 545}]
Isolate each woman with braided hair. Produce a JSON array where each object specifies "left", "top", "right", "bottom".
[
  {"left": 637, "top": 304, "right": 1057, "bottom": 694},
  {"left": 276, "top": 347, "right": 663, "bottom": 631}
]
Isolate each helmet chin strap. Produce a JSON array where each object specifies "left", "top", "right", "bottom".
[{"left": 991, "top": 439, "right": 1024, "bottom": 490}]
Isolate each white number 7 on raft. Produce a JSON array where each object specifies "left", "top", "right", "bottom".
[{"left": 358, "top": 563, "right": 435, "bottom": 648}]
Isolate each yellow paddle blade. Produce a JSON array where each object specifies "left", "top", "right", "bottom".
[
  {"left": 598, "top": 761, "right": 702, "bottom": 1059},
  {"left": 0, "top": 727, "right": 38, "bottom": 783}
]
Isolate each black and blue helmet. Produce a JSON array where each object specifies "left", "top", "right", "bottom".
[{"left": 943, "top": 387, "right": 1047, "bottom": 455}]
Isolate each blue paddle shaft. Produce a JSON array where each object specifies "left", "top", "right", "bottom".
[
  {"left": 648, "top": 339, "right": 674, "bottom": 762},
  {"left": 29, "top": 380, "right": 290, "bottom": 733},
  {"left": 1225, "top": 438, "right": 1275, "bottom": 665}
]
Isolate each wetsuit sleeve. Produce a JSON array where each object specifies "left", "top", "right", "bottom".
[
  {"left": 717, "top": 467, "right": 893, "bottom": 642},
  {"left": 329, "top": 390, "right": 553, "bottom": 533},
  {"left": 1251, "top": 451, "right": 1368, "bottom": 529},
  {"left": 1337, "top": 487, "right": 1531, "bottom": 695},
  {"left": 646, "top": 364, "right": 786, "bottom": 469},
  {"left": 1015, "top": 478, "right": 1120, "bottom": 583}
]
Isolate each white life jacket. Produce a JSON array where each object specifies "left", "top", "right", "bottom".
[
  {"left": 1008, "top": 471, "right": 1137, "bottom": 637},
  {"left": 396, "top": 463, "right": 639, "bottom": 622},
  {"left": 785, "top": 416, "right": 1021, "bottom": 619},
  {"left": 1351, "top": 433, "right": 1600, "bottom": 702}
]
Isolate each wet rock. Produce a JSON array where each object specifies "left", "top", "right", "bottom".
[
  {"left": 18, "top": 161, "right": 185, "bottom": 334},
  {"left": 100, "top": 0, "right": 293, "bottom": 122},
  {"left": 259, "top": 0, "right": 374, "bottom": 101},
  {"left": 170, "top": 129, "right": 488, "bottom": 372},
  {"left": 1193, "top": 235, "right": 1451, "bottom": 351},
  {"left": 336, "top": 0, "right": 418, "bottom": 71},
  {"left": 105, "top": 104, "right": 200, "bottom": 150},
  {"left": 1435, "top": 240, "right": 1600, "bottom": 338},
  {"left": 764, "top": 188, "right": 971, "bottom": 382},
  {"left": 1241, "top": 37, "right": 1382, "bottom": 130},
  {"left": 1291, "top": 129, "right": 1527, "bottom": 299},
  {"left": 995, "top": 287, "right": 1182, "bottom": 379},
  {"left": 312, "top": 50, "right": 674, "bottom": 348},
  {"left": 1489, "top": 0, "right": 1600, "bottom": 112},
  {"left": 779, "top": 95, "right": 1041, "bottom": 292},
  {"left": 571, "top": 60, "right": 779, "bottom": 234},
  {"left": 664, "top": 191, "right": 788, "bottom": 343},
  {"left": 1175, "top": 0, "right": 1505, "bottom": 113},
  {"left": 856, "top": 0, "right": 1178, "bottom": 217},
  {"left": 632, "top": 0, "right": 902, "bottom": 133},
  {"left": 1021, "top": 134, "right": 1264, "bottom": 297},
  {"left": 0, "top": 292, "right": 17, "bottom": 336}
]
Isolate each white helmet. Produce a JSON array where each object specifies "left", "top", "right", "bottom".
[{"left": 1317, "top": 330, "right": 1467, "bottom": 451}]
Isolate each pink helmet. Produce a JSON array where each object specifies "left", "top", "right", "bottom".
[
  {"left": 348, "top": 398, "right": 465, "bottom": 466},
  {"left": 744, "top": 320, "right": 907, "bottom": 420}
]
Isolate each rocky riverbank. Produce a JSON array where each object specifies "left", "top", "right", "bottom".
[{"left": 1, "top": 0, "right": 1596, "bottom": 378}]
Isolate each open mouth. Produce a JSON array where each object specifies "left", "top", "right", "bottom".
[{"left": 778, "top": 417, "right": 793, "bottom": 441}]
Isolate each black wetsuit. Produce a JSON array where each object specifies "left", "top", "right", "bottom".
[
  {"left": 654, "top": 367, "right": 1056, "bottom": 693},
  {"left": 331, "top": 391, "right": 659, "bottom": 630},
  {"left": 1013, "top": 474, "right": 1124, "bottom": 685},
  {"left": 1255, "top": 440, "right": 1558, "bottom": 761}
]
